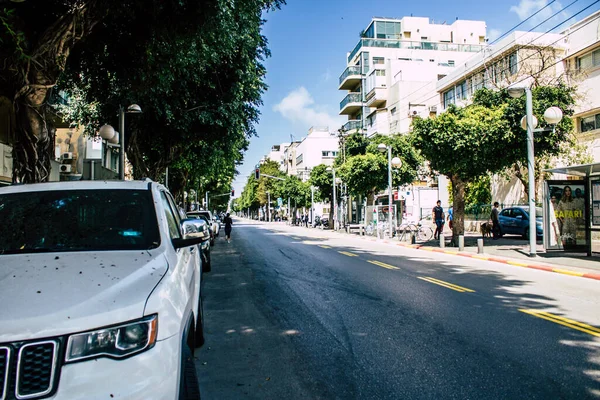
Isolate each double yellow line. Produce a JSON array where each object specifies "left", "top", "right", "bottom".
[
  {"left": 417, "top": 276, "right": 475, "bottom": 293},
  {"left": 367, "top": 260, "right": 400, "bottom": 270},
  {"left": 519, "top": 309, "right": 600, "bottom": 337}
]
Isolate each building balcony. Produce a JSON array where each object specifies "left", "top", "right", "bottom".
[
  {"left": 365, "top": 88, "right": 387, "bottom": 108},
  {"left": 339, "top": 93, "right": 362, "bottom": 115},
  {"left": 342, "top": 120, "right": 362, "bottom": 133},
  {"left": 348, "top": 38, "right": 486, "bottom": 63},
  {"left": 338, "top": 66, "right": 362, "bottom": 90}
]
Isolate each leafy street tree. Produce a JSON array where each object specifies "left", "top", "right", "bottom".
[
  {"left": 411, "top": 104, "right": 513, "bottom": 241},
  {"left": 0, "top": 0, "right": 285, "bottom": 190},
  {"left": 337, "top": 133, "right": 422, "bottom": 204},
  {"left": 472, "top": 85, "right": 583, "bottom": 199},
  {"left": 309, "top": 164, "right": 335, "bottom": 227}
]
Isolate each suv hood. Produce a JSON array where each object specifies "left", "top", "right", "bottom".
[{"left": 0, "top": 251, "right": 167, "bottom": 342}]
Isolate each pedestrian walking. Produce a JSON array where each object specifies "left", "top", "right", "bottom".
[
  {"left": 224, "top": 212, "right": 233, "bottom": 243},
  {"left": 304, "top": 214, "right": 308, "bottom": 227},
  {"left": 447, "top": 206, "right": 453, "bottom": 231},
  {"left": 433, "top": 200, "right": 445, "bottom": 240},
  {"left": 491, "top": 202, "right": 500, "bottom": 240}
]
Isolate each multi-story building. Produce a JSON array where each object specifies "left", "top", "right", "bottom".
[
  {"left": 266, "top": 143, "right": 290, "bottom": 172},
  {"left": 292, "top": 126, "right": 339, "bottom": 181},
  {"left": 339, "top": 16, "right": 487, "bottom": 137},
  {"left": 562, "top": 10, "right": 600, "bottom": 162}
]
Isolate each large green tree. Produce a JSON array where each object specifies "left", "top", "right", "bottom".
[
  {"left": 472, "top": 85, "right": 582, "bottom": 199},
  {"left": 1, "top": 0, "right": 285, "bottom": 187},
  {"left": 412, "top": 104, "right": 513, "bottom": 241}
]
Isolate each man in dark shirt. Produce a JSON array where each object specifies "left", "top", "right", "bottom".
[
  {"left": 433, "top": 200, "right": 445, "bottom": 240},
  {"left": 491, "top": 202, "right": 500, "bottom": 240},
  {"left": 224, "top": 213, "right": 233, "bottom": 243}
]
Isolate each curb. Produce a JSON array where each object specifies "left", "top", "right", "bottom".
[{"left": 355, "top": 234, "right": 600, "bottom": 282}]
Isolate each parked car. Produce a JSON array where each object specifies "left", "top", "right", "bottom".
[
  {"left": 498, "top": 205, "right": 543, "bottom": 238},
  {"left": 188, "top": 212, "right": 216, "bottom": 246},
  {"left": 0, "top": 180, "right": 205, "bottom": 399},
  {"left": 191, "top": 210, "right": 220, "bottom": 236},
  {"left": 186, "top": 214, "right": 212, "bottom": 272}
]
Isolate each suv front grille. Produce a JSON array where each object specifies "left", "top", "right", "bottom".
[{"left": 0, "top": 341, "right": 59, "bottom": 400}]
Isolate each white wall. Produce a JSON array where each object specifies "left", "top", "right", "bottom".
[{"left": 294, "top": 128, "right": 339, "bottom": 180}]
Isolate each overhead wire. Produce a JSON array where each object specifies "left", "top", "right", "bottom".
[{"left": 389, "top": 0, "right": 600, "bottom": 129}]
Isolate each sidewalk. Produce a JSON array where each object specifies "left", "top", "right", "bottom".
[
  {"left": 255, "top": 219, "right": 600, "bottom": 281},
  {"left": 358, "top": 229, "right": 600, "bottom": 281}
]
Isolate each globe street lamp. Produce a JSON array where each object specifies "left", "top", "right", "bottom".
[
  {"left": 507, "top": 85, "right": 563, "bottom": 257},
  {"left": 378, "top": 144, "right": 402, "bottom": 238}
]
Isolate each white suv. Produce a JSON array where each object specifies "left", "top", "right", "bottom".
[{"left": 0, "top": 180, "right": 204, "bottom": 399}]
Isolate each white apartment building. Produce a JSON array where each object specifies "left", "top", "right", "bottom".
[
  {"left": 291, "top": 126, "right": 339, "bottom": 181},
  {"left": 436, "top": 31, "right": 566, "bottom": 110},
  {"left": 339, "top": 16, "right": 487, "bottom": 137},
  {"left": 562, "top": 10, "right": 600, "bottom": 163},
  {"left": 266, "top": 143, "right": 290, "bottom": 172}
]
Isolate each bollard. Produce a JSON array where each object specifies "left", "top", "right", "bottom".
[
  {"left": 477, "top": 238, "right": 484, "bottom": 254},
  {"left": 459, "top": 235, "right": 464, "bottom": 251},
  {"left": 411, "top": 232, "right": 416, "bottom": 244},
  {"left": 360, "top": 226, "right": 364, "bottom": 236},
  {"left": 439, "top": 234, "right": 445, "bottom": 248}
]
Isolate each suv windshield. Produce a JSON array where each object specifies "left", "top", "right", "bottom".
[{"left": 0, "top": 189, "right": 160, "bottom": 254}]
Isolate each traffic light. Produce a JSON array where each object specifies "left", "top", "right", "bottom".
[
  {"left": 254, "top": 168, "right": 260, "bottom": 180},
  {"left": 231, "top": 189, "right": 235, "bottom": 197}
]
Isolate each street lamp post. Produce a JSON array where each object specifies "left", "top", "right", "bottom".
[
  {"left": 378, "top": 144, "right": 402, "bottom": 239},
  {"left": 508, "top": 85, "right": 563, "bottom": 257},
  {"left": 266, "top": 191, "right": 271, "bottom": 222},
  {"left": 118, "top": 104, "right": 142, "bottom": 180},
  {"left": 310, "top": 186, "right": 315, "bottom": 227}
]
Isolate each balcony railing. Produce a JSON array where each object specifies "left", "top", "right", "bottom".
[
  {"left": 348, "top": 38, "right": 486, "bottom": 63},
  {"left": 342, "top": 120, "right": 362, "bottom": 132},
  {"left": 338, "top": 66, "right": 362, "bottom": 86},
  {"left": 339, "top": 93, "right": 362, "bottom": 110}
]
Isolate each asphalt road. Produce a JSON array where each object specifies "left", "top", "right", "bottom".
[{"left": 196, "top": 219, "right": 600, "bottom": 399}]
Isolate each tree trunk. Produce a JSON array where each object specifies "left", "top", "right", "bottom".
[
  {"left": 450, "top": 174, "right": 467, "bottom": 246},
  {"left": 11, "top": 1, "right": 103, "bottom": 183}
]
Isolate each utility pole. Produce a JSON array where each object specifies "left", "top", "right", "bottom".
[
  {"left": 266, "top": 191, "right": 271, "bottom": 222},
  {"left": 311, "top": 186, "right": 315, "bottom": 226},
  {"left": 205, "top": 191, "right": 209, "bottom": 211}
]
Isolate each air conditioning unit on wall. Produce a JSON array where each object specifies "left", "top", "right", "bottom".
[
  {"left": 429, "top": 106, "right": 437, "bottom": 112},
  {"left": 61, "top": 152, "right": 73, "bottom": 160},
  {"left": 59, "top": 164, "right": 72, "bottom": 173}
]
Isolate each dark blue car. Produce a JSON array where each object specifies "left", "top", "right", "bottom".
[{"left": 498, "top": 206, "right": 543, "bottom": 238}]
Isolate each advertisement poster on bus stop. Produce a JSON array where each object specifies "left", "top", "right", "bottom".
[{"left": 547, "top": 180, "right": 587, "bottom": 251}]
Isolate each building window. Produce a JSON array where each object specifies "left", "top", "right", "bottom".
[
  {"left": 376, "top": 21, "right": 401, "bottom": 39},
  {"left": 443, "top": 88, "right": 455, "bottom": 108},
  {"left": 577, "top": 48, "right": 600, "bottom": 70},
  {"left": 448, "top": 60, "right": 455, "bottom": 67},
  {"left": 581, "top": 114, "right": 600, "bottom": 133},
  {"left": 390, "top": 107, "right": 397, "bottom": 116},
  {"left": 375, "top": 69, "right": 386, "bottom": 76},
  {"left": 296, "top": 154, "right": 303, "bottom": 166},
  {"left": 373, "top": 57, "right": 385, "bottom": 64},
  {"left": 455, "top": 81, "right": 467, "bottom": 100},
  {"left": 509, "top": 52, "right": 518, "bottom": 75},
  {"left": 362, "top": 52, "right": 370, "bottom": 75}
]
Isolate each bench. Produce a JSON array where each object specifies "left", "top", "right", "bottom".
[{"left": 347, "top": 224, "right": 365, "bottom": 235}]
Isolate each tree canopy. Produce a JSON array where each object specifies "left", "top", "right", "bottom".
[{"left": 1, "top": 0, "right": 285, "bottom": 199}]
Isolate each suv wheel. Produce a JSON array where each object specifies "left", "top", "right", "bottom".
[{"left": 180, "top": 345, "right": 201, "bottom": 400}]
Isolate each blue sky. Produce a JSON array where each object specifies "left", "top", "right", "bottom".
[{"left": 232, "top": 0, "right": 600, "bottom": 195}]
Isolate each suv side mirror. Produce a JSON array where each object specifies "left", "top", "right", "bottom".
[{"left": 172, "top": 219, "right": 206, "bottom": 249}]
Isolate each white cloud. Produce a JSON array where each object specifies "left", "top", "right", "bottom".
[
  {"left": 273, "top": 87, "right": 343, "bottom": 130},
  {"left": 509, "top": 0, "right": 570, "bottom": 28},
  {"left": 487, "top": 28, "right": 502, "bottom": 42}
]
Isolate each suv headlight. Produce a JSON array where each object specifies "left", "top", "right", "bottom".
[{"left": 66, "top": 315, "right": 158, "bottom": 362}]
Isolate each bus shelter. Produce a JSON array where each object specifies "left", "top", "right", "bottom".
[{"left": 544, "top": 162, "right": 600, "bottom": 256}]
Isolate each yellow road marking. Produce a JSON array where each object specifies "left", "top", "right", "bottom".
[
  {"left": 552, "top": 268, "right": 584, "bottom": 277},
  {"left": 318, "top": 245, "right": 331, "bottom": 249},
  {"left": 367, "top": 260, "right": 400, "bottom": 270},
  {"left": 507, "top": 261, "right": 528, "bottom": 267},
  {"left": 338, "top": 251, "right": 358, "bottom": 257},
  {"left": 417, "top": 276, "right": 476, "bottom": 293},
  {"left": 291, "top": 237, "right": 302, "bottom": 240},
  {"left": 519, "top": 309, "right": 600, "bottom": 337},
  {"left": 471, "top": 255, "right": 490, "bottom": 260}
]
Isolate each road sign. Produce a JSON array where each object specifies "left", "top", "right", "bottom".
[{"left": 277, "top": 197, "right": 283, "bottom": 206}]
